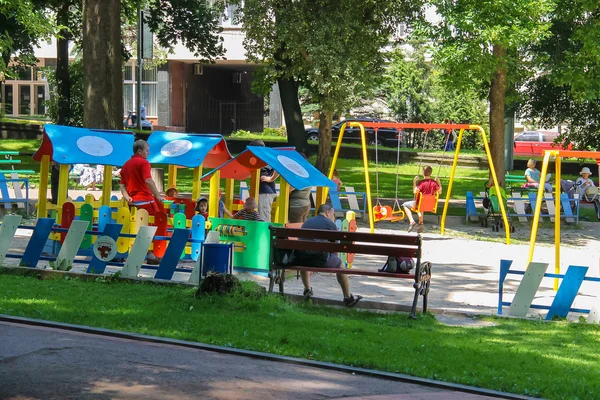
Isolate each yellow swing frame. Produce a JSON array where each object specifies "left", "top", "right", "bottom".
[{"left": 318, "top": 121, "right": 510, "bottom": 243}]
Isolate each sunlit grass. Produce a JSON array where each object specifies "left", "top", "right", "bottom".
[{"left": 0, "top": 273, "right": 598, "bottom": 399}]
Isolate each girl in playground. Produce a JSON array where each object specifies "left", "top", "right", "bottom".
[
  {"left": 72, "top": 164, "right": 104, "bottom": 191},
  {"left": 195, "top": 197, "right": 208, "bottom": 219},
  {"left": 332, "top": 169, "right": 343, "bottom": 191},
  {"left": 524, "top": 159, "right": 552, "bottom": 192}
]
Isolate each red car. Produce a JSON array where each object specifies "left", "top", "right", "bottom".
[{"left": 513, "top": 131, "right": 572, "bottom": 156}]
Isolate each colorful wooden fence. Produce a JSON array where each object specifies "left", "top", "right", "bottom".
[{"left": 498, "top": 259, "right": 600, "bottom": 323}]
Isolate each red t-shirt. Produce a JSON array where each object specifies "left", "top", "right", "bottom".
[
  {"left": 417, "top": 178, "right": 440, "bottom": 195},
  {"left": 120, "top": 154, "right": 154, "bottom": 202}
]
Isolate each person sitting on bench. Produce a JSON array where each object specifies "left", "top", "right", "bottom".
[
  {"left": 294, "top": 204, "right": 362, "bottom": 307},
  {"left": 561, "top": 167, "right": 600, "bottom": 219},
  {"left": 524, "top": 159, "right": 552, "bottom": 192}
]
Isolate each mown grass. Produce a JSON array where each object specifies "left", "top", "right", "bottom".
[{"left": 0, "top": 273, "right": 598, "bottom": 399}]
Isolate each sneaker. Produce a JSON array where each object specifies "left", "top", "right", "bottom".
[
  {"left": 407, "top": 222, "right": 416, "bottom": 232},
  {"left": 344, "top": 294, "right": 363, "bottom": 307},
  {"left": 417, "top": 223, "right": 424, "bottom": 233},
  {"left": 303, "top": 287, "right": 313, "bottom": 299}
]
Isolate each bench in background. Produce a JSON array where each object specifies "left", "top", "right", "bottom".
[{"left": 269, "top": 226, "right": 431, "bottom": 318}]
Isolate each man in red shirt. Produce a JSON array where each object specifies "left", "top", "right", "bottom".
[
  {"left": 120, "top": 139, "right": 164, "bottom": 263},
  {"left": 402, "top": 165, "right": 442, "bottom": 233}
]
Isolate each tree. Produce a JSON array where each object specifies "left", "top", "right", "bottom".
[
  {"left": 520, "top": 1, "right": 600, "bottom": 150},
  {"left": 421, "top": 0, "right": 554, "bottom": 183},
  {"left": 76, "top": 0, "right": 224, "bottom": 129},
  {"left": 238, "top": 0, "right": 418, "bottom": 172},
  {"left": 82, "top": 0, "right": 123, "bottom": 129},
  {"left": 0, "top": 1, "right": 53, "bottom": 76}
]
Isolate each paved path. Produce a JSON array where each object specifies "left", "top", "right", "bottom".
[{"left": 0, "top": 321, "right": 502, "bottom": 400}]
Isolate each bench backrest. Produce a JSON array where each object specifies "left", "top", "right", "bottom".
[{"left": 270, "top": 226, "right": 421, "bottom": 260}]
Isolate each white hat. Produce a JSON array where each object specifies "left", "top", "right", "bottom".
[{"left": 580, "top": 167, "right": 592, "bottom": 176}]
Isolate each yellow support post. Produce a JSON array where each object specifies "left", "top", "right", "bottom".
[
  {"left": 57, "top": 163, "right": 70, "bottom": 222},
  {"left": 250, "top": 169, "right": 260, "bottom": 199},
  {"left": 441, "top": 129, "right": 464, "bottom": 235},
  {"left": 554, "top": 155, "right": 561, "bottom": 290},
  {"left": 224, "top": 178, "right": 234, "bottom": 212},
  {"left": 167, "top": 165, "right": 177, "bottom": 189},
  {"left": 192, "top": 165, "right": 203, "bottom": 201},
  {"left": 37, "top": 155, "right": 50, "bottom": 218},
  {"left": 101, "top": 165, "right": 112, "bottom": 206},
  {"left": 277, "top": 179, "right": 290, "bottom": 224},
  {"left": 208, "top": 170, "right": 220, "bottom": 218},
  {"left": 354, "top": 123, "right": 374, "bottom": 233},
  {"left": 528, "top": 150, "right": 553, "bottom": 264}
]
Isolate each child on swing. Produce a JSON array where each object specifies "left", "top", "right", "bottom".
[{"left": 402, "top": 165, "right": 442, "bottom": 233}]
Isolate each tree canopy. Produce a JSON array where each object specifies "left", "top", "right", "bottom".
[
  {"left": 0, "top": 0, "right": 54, "bottom": 76},
  {"left": 238, "top": 0, "right": 420, "bottom": 171},
  {"left": 420, "top": 0, "right": 554, "bottom": 179}
]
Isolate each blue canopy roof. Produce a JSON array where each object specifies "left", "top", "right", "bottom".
[
  {"left": 146, "top": 131, "right": 232, "bottom": 168},
  {"left": 204, "top": 146, "right": 336, "bottom": 190},
  {"left": 33, "top": 125, "right": 135, "bottom": 166}
]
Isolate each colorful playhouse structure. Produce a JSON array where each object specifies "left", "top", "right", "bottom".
[{"left": 202, "top": 145, "right": 342, "bottom": 272}]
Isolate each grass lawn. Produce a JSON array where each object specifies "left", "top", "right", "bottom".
[{"left": 0, "top": 273, "right": 598, "bottom": 399}]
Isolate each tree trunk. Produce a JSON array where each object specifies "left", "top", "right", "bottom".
[
  {"left": 315, "top": 111, "right": 333, "bottom": 173},
  {"left": 82, "top": 0, "right": 123, "bottom": 129},
  {"left": 55, "top": 3, "right": 71, "bottom": 126},
  {"left": 489, "top": 44, "right": 507, "bottom": 186},
  {"left": 278, "top": 77, "right": 307, "bottom": 154}
]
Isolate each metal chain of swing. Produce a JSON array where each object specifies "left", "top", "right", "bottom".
[{"left": 374, "top": 129, "right": 381, "bottom": 205}]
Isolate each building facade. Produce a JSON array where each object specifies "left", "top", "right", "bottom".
[{"left": 1, "top": 5, "right": 282, "bottom": 134}]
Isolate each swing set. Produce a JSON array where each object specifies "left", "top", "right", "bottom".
[
  {"left": 371, "top": 127, "right": 443, "bottom": 223},
  {"left": 315, "top": 121, "right": 510, "bottom": 244}
]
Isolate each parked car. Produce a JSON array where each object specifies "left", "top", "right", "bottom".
[
  {"left": 305, "top": 118, "right": 401, "bottom": 147},
  {"left": 513, "top": 131, "right": 571, "bottom": 156}
]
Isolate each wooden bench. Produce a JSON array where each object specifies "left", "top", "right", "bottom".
[{"left": 268, "top": 226, "right": 431, "bottom": 318}]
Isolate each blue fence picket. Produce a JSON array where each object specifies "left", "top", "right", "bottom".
[
  {"left": 546, "top": 265, "right": 588, "bottom": 320},
  {"left": 86, "top": 223, "right": 124, "bottom": 274},
  {"left": 154, "top": 228, "right": 190, "bottom": 280},
  {"left": 19, "top": 218, "right": 55, "bottom": 268}
]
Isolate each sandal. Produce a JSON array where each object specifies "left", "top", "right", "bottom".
[{"left": 343, "top": 294, "right": 363, "bottom": 307}]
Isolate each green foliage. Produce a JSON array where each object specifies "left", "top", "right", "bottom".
[
  {"left": 43, "top": 59, "right": 84, "bottom": 127},
  {"left": 144, "top": 0, "right": 224, "bottom": 61},
  {"left": 230, "top": 127, "right": 287, "bottom": 139},
  {"left": 384, "top": 46, "right": 489, "bottom": 150},
  {"left": 238, "top": 0, "right": 420, "bottom": 114},
  {"left": 420, "top": 0, "right": 554, "bottom": 95},
  {"left": 0, "top": 0, "right": 54, "bottom": 74},
  {"left": 1, "top": 274, "right": 599, "bottom": 399},
  {"left": 519, "top": 1, "right": 600, "bottom": 150}
]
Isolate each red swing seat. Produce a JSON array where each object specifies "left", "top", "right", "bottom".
[{"left": 411, "top": 192, "right": 439, "bottom": 214}]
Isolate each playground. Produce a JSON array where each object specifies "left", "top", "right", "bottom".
[{"left": 1, "top": 123, "right": 600, "bottom": 399}]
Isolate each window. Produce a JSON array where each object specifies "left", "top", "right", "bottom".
[
  {"left": 123, "top": 64, "right": 157, "bottom": 117},
  {"left": 543, "top": 133, "right": 558, "bottom": 142},
  {"left": 516, "top": 133, "right": 539, "bottom": 142}
]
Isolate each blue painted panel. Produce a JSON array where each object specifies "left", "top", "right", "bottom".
[
  {"left": 465, "top": 191, "right": 477, "bottom": 217},
  {"left": 36, "top": 125, "right": 134, "bottom": 166},
  {"left": 154, "top": 228, "right": 190, "bottom": 280},
  {"left": 546, "top": 265, "right": 588, "bottom": 320},
  {"left": 560, "top": 194, "right": 574, "bottom": 218},
  {"left": 190, "top": 214, "right": 205, "bottom": 262},
  {"left": 498, "top": 259, "right": 514, "bottom": 315},
  {"left": 20, "top": 218, "right": 55, "bottom": 268},
  {"left": 329, "top": 191, "right": 343, "bottom": 210},
  {"left": 97, "top": 205, "right": 113, "bottom": 232},
  {"left": 86, "top": 223, "right": 123, "bottom": 274},
  {"left": 0, "top": 177, "right": 10, "bottom": 200}
]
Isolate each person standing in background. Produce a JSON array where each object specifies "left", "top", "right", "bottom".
[{"left": 249, "top": 139, "right": 279, "bottom": 221}]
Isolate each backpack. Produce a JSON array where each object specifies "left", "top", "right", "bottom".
[{"left": 379, "top": 256, "right": 414, "bottom": 274}]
